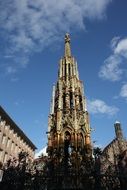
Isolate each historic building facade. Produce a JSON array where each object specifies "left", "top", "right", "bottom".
[
  {"left": 0, "top": 106, "right": 36, "bottom": 164},
  {"left": 100, "top": 121, "right": 127, "bottom": 172},
  {"left": 47, "top": 34, "right": 92, "bottom": 171}
]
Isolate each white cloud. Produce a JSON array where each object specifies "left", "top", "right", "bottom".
[
  {"left": 87, "top": 99, "right": 119, "bottom": 116},
  {"left": 110, "top": 36, "right": 120, "bottom": 50},
  {"left": 35, "top": 146, "right": 47, "bottom": 158},
  {"left": 120, "top": 83, "right": 127, "bottom": 99},
  {"left": 99, "top": 37, "right": 127, "bottom": 82},
  {"left": 114, "top": 38, "right": 127, "bottom": 58},
  {"left": 99, "top": 55, "right": 123, "bottom": 81},
  {"left": 0, "top": 0, "right": 112, "bottom": 73}
]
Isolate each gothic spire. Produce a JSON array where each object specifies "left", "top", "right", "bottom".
[{"left": 64, "top": 33, "right": 71, "bottom": 57}]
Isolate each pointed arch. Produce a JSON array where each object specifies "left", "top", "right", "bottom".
[
  {"left": 77, "top": 128, "right": 85, "bottom": 138},
  {"left": 77, "top": 130, "right": 85, "bottom": 148},
  {"left": 61, "top": 126, "right": 73, "bottom": 134}
]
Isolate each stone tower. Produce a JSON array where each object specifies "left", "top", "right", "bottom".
[
  {"left": 47, "top": 34, "right": 92, "bottom": 169},
  {"left": 114, "top": 121, "right": 123, "bottom": 140},
  {"left": 114, "top": 121, "right": 126, "bottom": 152}
]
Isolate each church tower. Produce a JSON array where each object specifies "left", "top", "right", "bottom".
[
  {"left": 114, "top": 121, "right": 126, "bottom": 152},
  {"left": 47, "top": 34, "right": 92, "bottom": 169}
]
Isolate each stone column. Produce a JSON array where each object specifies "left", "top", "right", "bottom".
[
  {"left": 75, "top": 61, "right": 79, "bottom": 79},
  {"left": 74, "top": 132, "right": 78, "bottom": 150},
  {"left": 50, "top": 85, "right": 55, "bottom": 114},
  {"left": 59, "top": 59, "right": 63, "bottom": 78},
  {"left": 48, "top": 137, "right": 52, "bottom": 147},
  {"left": 81, "top": 82, "right": 86, "bottom": 112},
  {"left": 62, "top": 61, "right": 65, "bottom": 77},
  {"left": 70, "top": 63, "right": 73, "bottom": 76},
  {"left": 85, "top": 134, "right": 91, "bottom": 145},
  {"left": 59, "top": 134, "right": 63, "bottom": 148},
  {"left": 58, "top": 81, "right": 63, "bottom": 109},
  {"left": 73, "top": 62, "right": 76, "bottom": 76},
  {"left": 66, "top": 62, "right": 69, "bottom": 76}
]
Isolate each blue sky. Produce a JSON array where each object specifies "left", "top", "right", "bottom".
[{"left": 0, "top": 0, "right": 127, "bottom": 153}]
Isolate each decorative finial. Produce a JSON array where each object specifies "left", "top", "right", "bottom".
[
  {"left": 64, "top": 33, "right": 71, "bottom": 57},
  {"left": 65, "top": 33, "right": 70, "bottom": 43}
]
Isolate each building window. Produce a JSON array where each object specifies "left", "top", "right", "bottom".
[
  {"left": 0, "top": 121, "right": 5, "bottom": 130},
  {"left": 18, "top": 136, "right": 21, "bottom": 144},
  {"left": 2, "top": 135, "right": 6, "bottom": 145},
  {"left": 4, "top": 153, "right": 8, "bottom": 163},
  {"left": 5, "top": 125, "right": 9, "bottom": 131},
  {"left": 11, "top": 142, "right": 15, "bottom": 152},
  {"left": 0, "top": 149, "right": 3, "bottom": 161},
  {"left": 7, "top": 138, "right": 11, "bottom": 148},
  {"left": 9, "top": 129, "right": 14, "bottom": 135},
  {"left": 18, "top": 147, "right": 21, "bottom": 153},
  {"left": 13, "top": 133, "right": 16, "bottom": 139},
  {"left": 15, "top": 133, "right": 17, "bottom": 140},
  {"left": 15, "top": 145, "right": 18, "bottom": 154}
]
